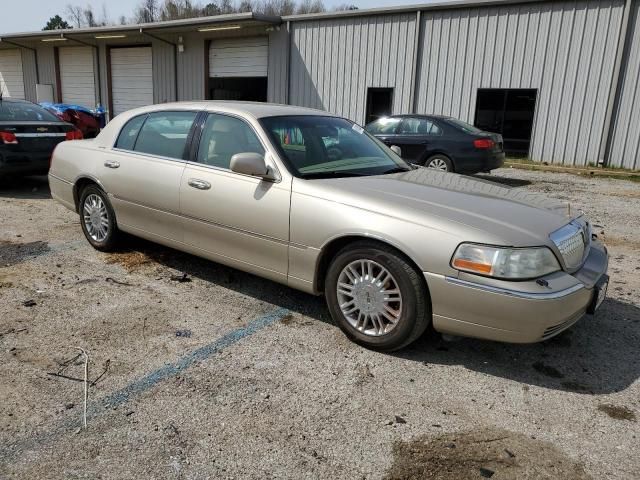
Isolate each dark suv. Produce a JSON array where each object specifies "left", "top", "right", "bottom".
[{"left": 365, "top": 114, "right": 505, "bottom": 174}]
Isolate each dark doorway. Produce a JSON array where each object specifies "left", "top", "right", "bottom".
[
  {"left": 365, "top": 88, "right": 394, "bottom": 125},
  {"left": 474, "top": 88, "right": 537, "bottom": 156},
  {"left": 208, "top": 77, "right": 267, "bottom": 102}
]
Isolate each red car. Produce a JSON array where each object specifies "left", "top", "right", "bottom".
[{"left": 40, "top": 103, "right": 100, "bottom": 138}]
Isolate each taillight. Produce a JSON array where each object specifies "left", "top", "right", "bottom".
[
  {"left": 66, "top": 129, "right": 83, "bottom": 141},
  {"left": 473, "top": 138, "right": 495, "bottom": 149},
  {"left": 0, "top": 131, "right": 18, "bottom": 145}
]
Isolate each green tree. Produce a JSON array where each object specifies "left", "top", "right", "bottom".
[{"left": 43, "top": 14, "right": 71, "bottom": 30}]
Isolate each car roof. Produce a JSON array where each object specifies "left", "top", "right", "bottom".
[{"left": 121, "top": 101, "right": 335, "bottom": 120}]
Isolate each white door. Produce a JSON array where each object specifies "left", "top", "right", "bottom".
[
  {"left": 209, "top": 37, "right": 268, "bottom": 78},
  {"left": 0, "top": 49, "right": 25, "bottom": 99},
  {"left": 110, "top": 47, "right": 153, "bottom": 116},
  {"left": 59, "top": 46, "right": 96, "bottom": 109}
]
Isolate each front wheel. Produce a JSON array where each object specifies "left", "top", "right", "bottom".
[
  {"left": 325, "top": 241, "right": 431, "bottom": 351},
  {"left": 79, "top": 185, "right": 119, "bottom": 251},
  {"left": 424, "top": 154, "right": 453, "bottom": 172}
]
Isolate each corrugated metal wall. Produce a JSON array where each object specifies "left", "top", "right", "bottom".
[
  {"left": 177, "top": 33, "right": 206, "bottom": 100},
  {"left": 288, "top": 13, "right": 418, "bottom": 124},
  {"left": 268, "top": 27, "right": 289, "bottom": 103},
  {"left": 608, "top": 0, "right": 640, "bottom": 170},
  {"left": 152, "top": 40, "right": 176, "bottom": 104},
  {"left": 415, "top": 0, "right": 625, "bottom": 167},
  {"left": 36, "top": 46, "right": 57, "bottom": 90},
  {"left": 19, "top": 48, "right": 37, "bottom": 102}
]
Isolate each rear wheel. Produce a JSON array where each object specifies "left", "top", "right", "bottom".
[
  {"left": 79, "top": 185, "right": 119, "bottom": 251},
  {"left": 325, "top": 241, "right": 431, "bottom": 351},
  {"left": 424, "top": 154, "right": 453, "bottom": 172}
]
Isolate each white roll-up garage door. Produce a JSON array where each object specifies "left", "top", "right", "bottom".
[
  {"left": 0, "top": 49, "right": 25, "bottom": 99},
  {"left": 209, "top": 37, "right": 268, "bottom": 78},
  {"left": 110, "top": 47, "right": 153, "bottom": 116},
  {"left": 59, "top": 46, "right": 96, "bottom": 109}
]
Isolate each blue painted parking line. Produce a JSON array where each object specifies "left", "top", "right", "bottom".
[{"left": 0, "top": 307, "right": 290, "bottom": 461}]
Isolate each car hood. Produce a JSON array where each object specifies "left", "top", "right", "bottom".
[{"left": 299, "top": 169, "right": 576, "bottom": 246}]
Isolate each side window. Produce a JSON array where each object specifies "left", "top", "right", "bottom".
[
  {"left": 365, "top": 117, "right": 401, "bottom": 135},
  {"left": 196, "top": 114, "right": 265, "bottom": 169},
  {"left": 132, "top": 111, "right": 197, "bottom": 160},
  {"left": 115, "top": 115, "right": 147, "bottom": 150},
  {"left": 399, "top": 118, "right": 442, "bottom": 135}
]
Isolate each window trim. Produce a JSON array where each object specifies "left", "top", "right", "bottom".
[
  {"left": 112, "top": 110, "right": 201, "bottom": 162},
  {"left": 187, "top": 110, "right": 281, "bottom": 183}
]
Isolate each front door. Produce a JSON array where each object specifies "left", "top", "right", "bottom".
[
  {"left": 179, "top": 112, "right": 290, "bottom": 283},
  {"left": 100, "top": 110, "right": 198, "bottom": 241}
]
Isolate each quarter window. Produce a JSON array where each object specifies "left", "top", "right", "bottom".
[
  {"left": 398, "top": 118, "right": 442, "bottom": 135},
  {"left": 196, "top": 114, "right": 264, "bottom": 169},
  {"left": 115, "top": 115, "right": 146, "bottom": 151},
  {"left": 131, "top": 111, "right": 197, "bottom": 160}
]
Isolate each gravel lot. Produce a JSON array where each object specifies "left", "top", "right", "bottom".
[{"left": 1, "top": 168, "right": 638, "bottom": 479}]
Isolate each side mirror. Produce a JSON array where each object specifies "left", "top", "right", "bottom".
[
  {"left": 390, "top": 145, "right": 402, "bottom": 156},
  {"left": 230, "top": 152, "right": 275, "bottom": 180}
]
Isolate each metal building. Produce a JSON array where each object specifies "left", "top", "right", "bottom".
[{"left": 0, "top": 0, "right": 638, "bottom": 169}]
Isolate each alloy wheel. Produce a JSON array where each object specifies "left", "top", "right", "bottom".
[
  {"left": 336, "top": 259, "right": 403, "bottom": 337},
  {"left": 82, "top": 193, "right": 110, "bottom": 242}
]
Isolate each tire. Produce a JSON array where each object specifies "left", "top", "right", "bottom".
[
  {"left": 78, "top": 184, "right": 119, "bottom": 251},
  {"left": 325, "top": 241, "right": 431, "bottom": 351},
  {"left": 424, "top": 154, "right": 454, "bottom": 172}
]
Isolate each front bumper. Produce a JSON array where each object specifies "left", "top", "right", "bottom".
[{"left": 425, "top": 239, "right": 609, "bottom": 343}]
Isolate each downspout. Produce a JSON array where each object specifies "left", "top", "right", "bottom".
[
  {"left": 140, "top": 29, "right": 179, "bottom": 102},
  {"left": 599, "top": 0, "right": 633, "bottom": 167},
  {"left": 286, "top": 20, "right": 292, "bottom": 105}
]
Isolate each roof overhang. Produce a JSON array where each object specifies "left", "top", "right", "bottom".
[{"left": 0, "top": 12, "right": 281, "bottom": 44}]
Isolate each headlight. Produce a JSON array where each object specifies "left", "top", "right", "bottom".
[{"left": 451, "top": 243, "right": 560, "bottom": 279}]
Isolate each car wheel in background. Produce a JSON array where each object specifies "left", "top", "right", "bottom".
[
  {"left": 325, "top": 241, "right": 431, "bottom": 351},
  {"left": 424, "top": 154, "right": 453, "bottom": 172},
  {"left": 79, "top": 185, "right": 119, "bottom": 251}
]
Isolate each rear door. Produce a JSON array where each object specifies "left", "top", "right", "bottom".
[
  {"left": 393, "top": 117, "right": 444, "bottom": 162},
  {"left": 99, "top": 110, "right": 198, "bottom": 241},
  {"left": 179, "top": 112, "right": 290, "bottom": 283}
]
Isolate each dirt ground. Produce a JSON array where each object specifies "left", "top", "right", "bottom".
[{"left": 0, "top": 168, "right": 638, "bottom": 479}]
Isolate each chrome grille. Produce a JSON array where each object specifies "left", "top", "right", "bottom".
[{"left": 550, "top": 218, "right": 590, "bottom": 271}]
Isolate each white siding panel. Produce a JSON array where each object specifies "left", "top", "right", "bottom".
[
  {"left": 609, "top": 0, "right": 640, "bottom": 169},
  {"left": 209, "top": 37, "right": 268, "bottom": 78},
  {"left": 110, "top": 47, "right": 153, "bottom": 116},
  {"left": 59, "top": 46, "right": 96, "bottom": 109},
  {"left": 0, "top": 49, "right": 25, "bottom": 100},
  {"left": 289, "top": 13, "right": 417, "bottom": 124},
  {"left": 415, "top": 0, "right": 625, "bottom": 167}
]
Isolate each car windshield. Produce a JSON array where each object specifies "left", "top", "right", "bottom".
[
  {"left": 445, "top": 118, "right": 484, "bottom": 134},
  {"left": 0, "top": 101, "right": 61, "bottom": 122},
  {"left": 260, "top": 115, "right": 410, "bottom": 179}
]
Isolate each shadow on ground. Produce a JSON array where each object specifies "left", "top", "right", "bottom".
[
  {"left": 398, "top": 298, "right": 640, "bottom": 395},
  {"left": 0, "top": 175, "right": 51, "bottom": 199},
  {"left": 111, "top": 236, "right": 639, "bottom": 396},
  {"left": 473, "top": 173, "right": 532, "bottom": 187}
]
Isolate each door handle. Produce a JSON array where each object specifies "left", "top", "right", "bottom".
[
  {"left": 188, "top": 178, "right": 211, "bottom": 190},
  {"left": 104, "top": 160, "right": 120, "bottom": 169}
]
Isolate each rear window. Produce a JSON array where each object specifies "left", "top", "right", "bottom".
[
  {"left": 445, "top": 118, "right": 484, "bottom": 134},
  {"left": 116, "top": 111, "right": 197, "bottom": 160},
  {"left": 0, "top": 101, "right": 61, "bottom": 122},
  {"left": 365, "top": 117, "right": 401, "bottom": 135}
]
